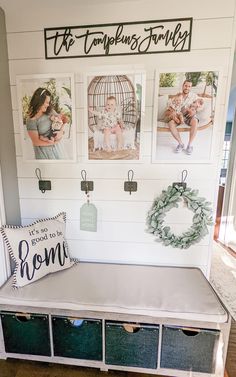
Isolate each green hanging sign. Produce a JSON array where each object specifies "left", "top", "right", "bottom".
[{"left": 80, "top": 203, "right": 97, "bottom": 232}]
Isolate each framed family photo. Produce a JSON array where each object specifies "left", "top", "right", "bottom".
[
  {"left": 84, "top": 69, "right": 146, "bottom": 162},
  {"left": 152, "top": 69, "right": 220, "bottom": 163},
  {"left": 17, "top": 73, "right": 76, "bottom": 162}
]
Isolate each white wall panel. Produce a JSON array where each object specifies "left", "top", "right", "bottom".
[
  {"left": 1, "top": 0, "right": 235, "bottom": 274},
  {"left": 20, "top": 198, "right": 151, "bottom": 222},
  {"left": 16, "top": 156, "right": 219, "bottom": 179},
  {"left": 20, "top": 218, "right": 210, "bottom": 245},
  {"left": 7, "top": 31, "right": 43, "bottom": 59},
  {"left": 19, "top": 197, "right": 214, "bottom": 228},
  {"left": 8, "top": 49, "right": 231, "bottom": 85},
  {"left": 6, "top": 19, "right": 234, "bottom": 60},
  {"left": 12, "top": 109, "right": 19, "bottom": 133},
  {"left": 17, "top": 177, "right": 217, "bottom": 202},
  {"left": 1, "top": 0, "right": 235, "bottom": 32},
  {"left": 67, "top": 239, "right": 210, "bottom": 267},
  {"left": 191, "top": 18, "right": 234, "bottom": 50},
  {"left": 14, "top": 133, "right": 21, "bottom": 157},
  {"left": 67, "top": 220, "right": 210, "bottom": 244}
]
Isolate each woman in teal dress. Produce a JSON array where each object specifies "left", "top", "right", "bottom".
[{"left": 26, "top": 88, "right": 67, "bottom": 159}]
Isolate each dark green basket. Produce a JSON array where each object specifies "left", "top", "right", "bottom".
[
  {"left": 160, "top": 325, "right": 220, "bottom": 373},
  {"left": 105, "top": 321, "right": 159, "bottom": 368},
  {"left": 52, "top": 316, "right": 102, "bottom": 360},
  {"left": 1, "top": 312, "right": 51, "bottom": 356}
]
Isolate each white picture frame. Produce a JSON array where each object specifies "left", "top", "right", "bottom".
[
  {"left": 16, "top": 73, "right": 76, "bottom": 162},
  {"left": 152, "top": 69, "right": 221, "bottom": 163},
  {"left": 84, "top": 68, "right": 146, "bottom": 162}
]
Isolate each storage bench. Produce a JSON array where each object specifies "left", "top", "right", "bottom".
[{"left": 0, "top": 263, "right": 231, "bottom": 377}]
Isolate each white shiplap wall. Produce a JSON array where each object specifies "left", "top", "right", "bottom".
[{"left": 1, "top": 0, "right": 236, "bottom": 277}]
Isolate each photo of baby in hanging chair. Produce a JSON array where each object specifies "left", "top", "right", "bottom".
[{"left": 86, "top": 73, "right": 145, "bottom": 161}]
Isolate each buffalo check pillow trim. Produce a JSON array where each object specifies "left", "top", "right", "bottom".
[{"left": 0, "top": 212, "right": 75, "bottom": 288}]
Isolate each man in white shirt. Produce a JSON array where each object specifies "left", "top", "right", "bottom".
[{"left": 168, "top": 79, "right": 200, "bottom": 155}]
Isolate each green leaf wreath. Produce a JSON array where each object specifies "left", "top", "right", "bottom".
[{"left": 146, "top": 184, "right": 213, "bottom": 249}]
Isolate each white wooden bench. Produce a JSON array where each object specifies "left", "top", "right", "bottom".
[{"left": 0, "top": 263, "right": 231, "bottom": 377}]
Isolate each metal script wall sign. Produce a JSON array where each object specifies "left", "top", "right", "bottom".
[{"left": 44, "top": 18, "right": 192, "bottom": 59}]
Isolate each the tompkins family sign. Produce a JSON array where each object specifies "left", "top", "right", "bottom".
[{"left": 44, "top": 18, "right": 192, "bottom": 59}]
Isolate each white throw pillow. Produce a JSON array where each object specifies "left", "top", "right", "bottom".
[{"left": 0, "top": 212, "right": 74, "bottom": 288}]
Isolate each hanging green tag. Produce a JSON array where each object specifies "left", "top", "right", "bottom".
[{"left": 80, "top": 203, "right": 97, "bottom": 232}]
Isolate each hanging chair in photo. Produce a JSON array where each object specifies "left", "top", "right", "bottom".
[
  {"left": 157, "top": 81, "right": 215, "bottom": 133},
  {"left": 88, "top": 75, "right": 138, "bottom": 131},
  {"left": 87, "top": 75, "right": 139, "bottom": 151}
]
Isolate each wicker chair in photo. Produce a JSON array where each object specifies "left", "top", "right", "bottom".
[{"left": 88, "top": 75, "right": 139, "bottom": 151}]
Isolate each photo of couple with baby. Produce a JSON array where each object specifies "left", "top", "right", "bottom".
[
  {"left": 17, "top": 74, "right": 76, "bottom": 162},
  {"left": 153, "top": 70, "right": 218, "bottom": 162}
]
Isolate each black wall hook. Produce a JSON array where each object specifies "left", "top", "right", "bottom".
[
  {"left": 172, "top": 169, "right": 188, "bottom": 189},
  {"left": 35, "top": 168, "right": 51, "bottom": 194},
  {"left": 80, "top": 170, "right": 94, "bottom": 195},
  {"left": 124, "top": 169, "right": 138, "bottom": 195}
]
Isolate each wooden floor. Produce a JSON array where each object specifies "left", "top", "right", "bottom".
[
  {"left": 0, "top": 358, "right": 231, "bottom": 377},
  {"left": 0, "top": 359, "right": 167, "bottom": 377}
]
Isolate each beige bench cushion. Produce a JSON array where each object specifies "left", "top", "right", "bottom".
[{"left": 0, "top": 263, "right": 227, "bottom": 323}]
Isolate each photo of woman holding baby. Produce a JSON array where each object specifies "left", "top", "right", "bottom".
[
  {"left": 152, "top": 70, "right": 219, "bottom": 163},
  {"left": 26, "top": 87, "right": 67, "bottom": 159},
  {"left": 17, "top": 74, "right": 76, "bottom": 162}
]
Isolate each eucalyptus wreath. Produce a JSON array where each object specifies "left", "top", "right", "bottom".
[{"left": 146, "top": 184, "right": 213, "bottom": 249}]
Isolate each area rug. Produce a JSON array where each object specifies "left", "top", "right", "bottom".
[{"left": 210, "top": 241, "right": 236, "bottom": 321}]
